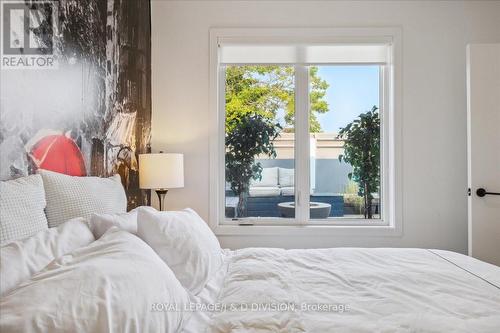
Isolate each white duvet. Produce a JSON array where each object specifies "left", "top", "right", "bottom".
[
  {"left": 207, "top": 248, "right": 500, "bottom": 333},
  {"left": 2, "top": 223, "right": 500, "bottom": 333},
  {"left": 0, "top": 228, "right": 191, "bottom": 333}
]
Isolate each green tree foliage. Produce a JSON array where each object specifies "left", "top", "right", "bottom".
[
  {"left": 224, "top": 65, "right": 329, "bottom": 217},
  {"left": 225, "top": 114, "right": 282, "bottom": 217},
  {"left": 338, "top": 106, "right": 380, "bottom": 219},
  {"left": 225, "top": 66, "right": 329, "bottom": 132}
]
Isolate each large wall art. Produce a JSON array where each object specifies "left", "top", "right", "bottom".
[{"left": 0, "top": 0, "right": 152, "bottom": 209}]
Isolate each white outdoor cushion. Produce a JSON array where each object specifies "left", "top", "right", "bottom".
[
  {"left": 249, "top": 186, "right": 281, "bottom": 197},
  {"left": 89, "top": 206, "right": 157, "bottom": 239},
  {"left": 250, "top": 167, "right": 278, "bottom": 187},
  {"left": 0, "top": 174, "right": 49, "bottom": 245},
  {"left": 279, "top": 167, "right": 295, "bottom": 187},
  {"left": 280, "top": 186, "right": 295, "bottom": 197},
  {"left": 137, "top": 207, "right": 223, "bottom": 295},
  {"left": 1, "top": 217, "right": 94, "bottom": 297},
  {"left": 39, "top": 170, "right": 127, "bottom": 228}
]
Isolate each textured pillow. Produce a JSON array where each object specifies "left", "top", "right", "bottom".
[
  {"left": 39, "top": 170, "right": 127, "bottom": 228},
  {"left": 1, "top": 217, "right": 94, "bottom": 296},
  {"left": 250, "top": 167, "right": 278, "bottom": 187},
  {"left": 89, "top": 206, "right": 156, "bottom": 239},
  {"left": 279, "top": 167, "right": 294, "bottom": 187},
  {"left": 0, "top": 175, "right": 49, "bottom": 245},
  {"left": 137, "top": 207, "right": 223, "bottom": 295}
]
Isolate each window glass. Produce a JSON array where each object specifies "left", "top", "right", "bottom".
[
  {"left": 224, "top": 66, "right": 295, "bottom": 219},
  {"left": 309, "top": 66, "right": 381, "bottom": 220}
]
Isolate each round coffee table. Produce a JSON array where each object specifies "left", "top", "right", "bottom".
[{"left": 277, "top": 201, "right": 331, "bottom": 219}]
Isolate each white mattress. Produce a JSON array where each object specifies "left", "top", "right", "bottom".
[{"left": 185, "top": 248, "right": 500, "bottom": 333}]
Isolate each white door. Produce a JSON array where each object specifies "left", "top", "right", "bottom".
[{"left": 467, "top": 44, "right": 500, "bottom": 266}]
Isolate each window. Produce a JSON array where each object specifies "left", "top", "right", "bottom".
[
  {"left": 224, "top": 65, "right": 296, "bottom": 221},
  {"left": 309, "top": 65, "right": 381, "bottom": 221},
  {"left": 210, "top": 28, "right": 401, "bottom": 234}
]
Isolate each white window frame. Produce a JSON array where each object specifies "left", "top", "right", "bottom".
[{"left": 209, "top": 27, "right": 403, "bottom": 237}]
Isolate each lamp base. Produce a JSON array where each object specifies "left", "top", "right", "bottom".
[{"left": 155, "top": 189, "right": 168, "bottom": 211}]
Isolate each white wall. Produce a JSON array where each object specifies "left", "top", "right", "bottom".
[{"left": 151, "top": 0, "right": 500, "bottom": 251}]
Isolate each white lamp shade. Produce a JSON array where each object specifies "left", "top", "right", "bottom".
[{"left": 139, "top": 153, "right": 184, "bottom": 189}]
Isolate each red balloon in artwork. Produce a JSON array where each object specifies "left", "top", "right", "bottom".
[{"left": 30, "top": 135, "right": 86, "bottom": 176}]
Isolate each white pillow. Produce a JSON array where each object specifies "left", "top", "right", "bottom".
[
  {"left": 0, "top": 228, "right": 191, "bottom": 332},
  {"left": 89, "top": 206, "right": 156, "bottom": 239},
  {"left": 279, "top": 167, "right": 295, "bottom": 187},
  {"left": 137, "top": 207, "right": 223, "bottom": 295},
  {"left": 0, "top": 217, "right": 94, "bottom": 297},
  {"left": 39, "top": 170, "right": 127, "bottom": 228},
  {"left": 0, "top": 174, "right": 49, "bottom": 245},
  {"left": 250, "top": 167, "right": 278, "bottom": 187}
]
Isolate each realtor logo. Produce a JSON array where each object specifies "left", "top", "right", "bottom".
[{"left": 1, "top": 1, "right": 58, "bottom": 69}]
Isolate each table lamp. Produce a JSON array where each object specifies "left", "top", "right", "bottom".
[{"left": 139, "top": 152, "right": 184, "bottom": 211}]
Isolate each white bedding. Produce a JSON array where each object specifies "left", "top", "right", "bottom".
[
  {"left": 182, "top": 249, "right": 232, "bottom": 333},
  {"left": 204, "top": 248, "right": 500, "bottom": 333},
  {"left": 0, "top": 217, "right": 94, "bottom": 296},
  {"left": 0, "top": 228, "right": 191, "bottom": 333},
  {"left": 137, "top": 208, "right": 224, "bottom": 294},
  {"left": 2, "top": 221, "right": 499, "bottom": 333}
]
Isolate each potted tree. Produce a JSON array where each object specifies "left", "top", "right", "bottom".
[
  {"left": 338, "top": 106, "right": 380, "bottom": 219},
  {"left": 225, "top": 114, "right": 281, "bottom": 217}
]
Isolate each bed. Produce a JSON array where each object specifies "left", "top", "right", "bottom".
[
  {"left": 1, "top": 173, "right": 499, "bottom": 332},
  {"left": 2, "top": 237, "right": 499, "bottom": 332},
  {"left": 186, "top": 248, "right": 500, "bottom": 333}
]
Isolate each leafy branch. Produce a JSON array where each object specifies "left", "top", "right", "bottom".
[{"left": 338, "top": 106, "right": 380, "bottom": 219}]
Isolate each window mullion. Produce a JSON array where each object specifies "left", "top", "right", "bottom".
[
  {"left": 294, "top": 65, "right": 310, "bottom": 224},
  {"left": 379, "top": 64, "right": 386, "bottom": 222},
  {"left": 218, "top": 65, "right": 226, "bottom": 224}
]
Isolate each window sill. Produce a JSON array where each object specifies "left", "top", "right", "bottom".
[{"left": 213, "top": 223, "right": 402, "bottom": 237}]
